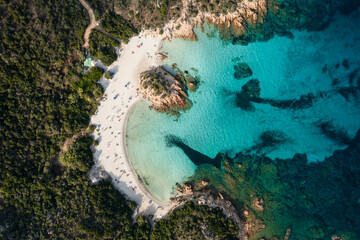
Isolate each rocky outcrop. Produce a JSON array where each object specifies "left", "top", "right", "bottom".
[
  {"left": 201, "top": 179, "right": 209, "bottom": 187},
  {"left": 176, "top": 182, "right": 193, "bottom": 195},
  {"left": 139, "top": 67, "right": 192, "bottom": 115},
  {"left": 184, "top": 74, "right": 200, "bottom": 92},
  {"left": 252, "top": 197, "right": 264, "bottom": 212},
  {"left": 165, "top": 0, "right": 359, "bottom": 45}
]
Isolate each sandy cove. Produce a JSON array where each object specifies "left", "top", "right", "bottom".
[
  {"left": 88, "top": 0, "right": 267, "bottom": 220},
  {"left": 89, "top": 33, "right": 176, "bottom": 219}
]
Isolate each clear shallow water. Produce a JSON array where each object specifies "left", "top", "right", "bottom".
[{"left": 126, "top": 11, "right": 360, "bottom": 202}]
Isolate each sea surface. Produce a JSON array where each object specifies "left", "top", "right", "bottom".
[{"left": 126, "top": 11, "right": 360, "bottom": 202}]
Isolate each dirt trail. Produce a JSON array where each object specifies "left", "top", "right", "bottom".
[
  {"left": 61, "top": 130, "right": 89, "bottom": 153},
  {"left": 79, "top": 0, "right": 97, "bottom": 49},
  {"left": 94, "top": 27, "right": 122, "bottom": 43}
]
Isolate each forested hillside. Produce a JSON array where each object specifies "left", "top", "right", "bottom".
[
  {"left": 0, "top": 0, "right": 238, "bottom": 239},
  {"left": 0, "top": 0, "right": 139, "bottom": 238}
]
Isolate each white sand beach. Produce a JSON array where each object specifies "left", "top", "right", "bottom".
[{"left": 89, "top": 33, "right": 176, "bottom": 219}]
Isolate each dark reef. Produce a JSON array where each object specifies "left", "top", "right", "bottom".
[
  {"left": 166, "top": 135, "right": 223, "bottom": 169},
  {"left": 192, "top": 129, "right": 360, "bottom": 239},
  {"left": 247, "top": 130, "right": 288, "bottom": 154}
]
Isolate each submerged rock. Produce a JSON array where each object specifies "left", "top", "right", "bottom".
[
  {"left": 234, "top": 62, "right": 253, "bottom": 80},
  {"left": 236, "top": 79, "right": 260, "bottom": 110},
  {"left": 241, "top": 78, "right": 260, "bottom": 97},
  {"left": 185, "top": 74, "right": 200, "bottom": 92}
]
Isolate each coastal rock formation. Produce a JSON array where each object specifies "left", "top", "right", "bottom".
[
  {"left": 177, "top": 182, "right": 194, "bottom": 195},
  {"left": 164, "top": 0, "right": 359, "bottom": 45},
  {"left": 184, "top": 74, "right": 200, "bottom": 92},
  {"left": 139, "top": 67, "right": 192, "bottom": 115},
  {"left": 234, "top": 62, "right": 253, "bottom": 80}
]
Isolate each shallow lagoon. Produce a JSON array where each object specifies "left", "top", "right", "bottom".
[{"left": 126, "top": 11, "right": 360, "bottom": 202}]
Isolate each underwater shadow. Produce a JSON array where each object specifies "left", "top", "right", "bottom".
[{"left": 165, "top": 135, "right": 223, "bottom": 169}]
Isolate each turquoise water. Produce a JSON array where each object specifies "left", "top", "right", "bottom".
[{"left": 126, "top": 11, "right": 360, "bottom": 202}]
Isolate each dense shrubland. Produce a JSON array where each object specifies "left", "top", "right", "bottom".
[
  {"left": 0, "top": 0, "right": 135, "bottom": 238},
  {"left": 151, "top": 202, "right": 239, "bottom": 240},
  {"left": 101, "top": 11, "right": 138, "bottom": 43},
  {"left": 89, "top": 30, "right": 118, "bottom": 66}
]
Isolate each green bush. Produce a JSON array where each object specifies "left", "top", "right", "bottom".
[
  {"left": 89, "top": 31, "right": 118, "bottom": 66},
  {"left": 89, "top": 124, "right": 97, "bottom": 132}
]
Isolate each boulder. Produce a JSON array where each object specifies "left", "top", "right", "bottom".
[
  {"left": 252, "top": 197, "right": 264, "bottom": 212},
  {"left": 201, "top": 179, "right": 209, "bottom": 186}
]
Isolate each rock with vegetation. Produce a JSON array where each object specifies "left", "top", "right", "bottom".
[
  {"left": 139, "top": 67, "right": 192, "bottom": 115},
  {"left": 234, "top": 62, "right": 253, "bottom": 80},
  {"left": 204, "top": 0, "right": 360, "bottom": 45}
]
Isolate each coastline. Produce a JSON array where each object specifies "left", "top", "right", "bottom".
[
  {"left": 89, "top": 32, "right": 176, "bottom": 218},
  {"left": 122, "top": 98, "right": 173, "bottom": 207}
]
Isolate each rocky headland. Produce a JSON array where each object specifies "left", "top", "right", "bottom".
[
  {"left": 139, "top": 66, "right": 192, "bottom": 115},
  {"left": 162, "top": 0, "right": 359, "bottom": 44},
  {"left": 173, "top": 182, "right": 248, "bottom": 240}
]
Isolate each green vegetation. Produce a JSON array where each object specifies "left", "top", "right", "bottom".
[
  {"left": 141, "top": 71, "right": 171, "bottom": 96},
  {"left": 89, "top": 30, "right": 118, "bottom": 66},
  {"left": 156, "top": 0, "right": 169, "bottom": 19},
  {"left": 72, "top": 66, "right": 104, "bottom": 98},
  {"left": 102, "top": 11, "right": 137, "bottom": 42},
  {"left": 151, "top": 202, "right": 239, "bottom": 239},
  {"left": 89, "top": 0, "right": 182, "bottom": 31},
  {"left": 104, "top": 71, "right": 113, "bottom": 79},
  {"left": 0, "top": 0, "right": 137, "bottom": 238},
  {"left": 60, "top": 136, "right": 94, "bottom": 171},
  {"left": 86, "top": 0, "right": 111, "bottom": 19},
  {"left": 89, "top": 124, "right": 97, "bottom": 132}
]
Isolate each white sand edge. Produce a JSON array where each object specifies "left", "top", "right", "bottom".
[{"left": 89, "top": 33, "right": 176, "bottom": 219}]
